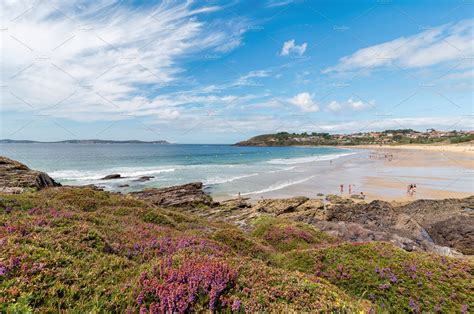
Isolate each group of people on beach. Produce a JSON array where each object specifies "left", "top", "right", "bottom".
[
  {"left": 369, "top": 153, "right": 393, "bottom": 161},
  {"left": 407, "top": 184, "right": 417, "bottom": 196}
]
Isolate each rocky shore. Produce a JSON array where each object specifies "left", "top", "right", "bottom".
[
  {"left": 0, "top": 156, "right": 472, "bottom": 257},
  {"left": 145, "top": 184, "right": 473, "bottom": 257}
]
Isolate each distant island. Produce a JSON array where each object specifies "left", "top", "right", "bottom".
[
  {"left": 0, "top": 139, "right": 170, "bottom": 144},
  {"left": 235, "top": 129, "right": 474, "bottom": 147}
]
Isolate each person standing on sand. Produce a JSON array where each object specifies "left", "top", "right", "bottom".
[
  {"left": 412, "top": 184, "right": 417, "bottom": 195},
  {"left": 340, "top": 184, "right": 344, "bottom": 194},
  {"left": 349, "top": 184, "right": 352, "bottom": 195}
]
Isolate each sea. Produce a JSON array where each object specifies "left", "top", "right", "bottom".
[{"left": 0, "top": 143, "right": 356, "bottom": 198}]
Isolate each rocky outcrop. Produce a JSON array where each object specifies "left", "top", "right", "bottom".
[
  {"left": 130, "top": 182, "right": 213, "bottom": 208},
  {"left": 0, "top": 156, "right": 60, "bottom": 193},
  {"left": 180, "top": 193, "right": 472, "bottom": 257},
  {"left": 428, "top": 215, "right": 474, "bottom": 255},
  {"left": 133, "top": 176, "right": 154, "bottom": 182},
  {"left": 101, "top": 174, "right": 122, "bottom": 180}
]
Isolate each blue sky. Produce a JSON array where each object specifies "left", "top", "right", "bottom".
[{"left": 1, "top": 0, "right": 473, "bottom": 143}]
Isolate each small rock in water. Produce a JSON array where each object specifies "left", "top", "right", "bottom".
[
  {"left": 118, "top": 184, "right": 130, "bottom": 188},
  {"left": 101, "top": 174, "right": 122, "bottom": 180},
  {"left": 133, "top": 176, "right": 154, "bottom": 182}
]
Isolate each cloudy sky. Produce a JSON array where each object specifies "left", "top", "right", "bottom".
[{"left": 1, "top": 0, "right": 473, "bottom": 143}]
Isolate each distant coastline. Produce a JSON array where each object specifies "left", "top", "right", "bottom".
[
  {"left": 0, "top": 139, "right": 170, "bottom": 144},
  {"left": 235, "top": 129, "right": 474, "bottom": 147}
]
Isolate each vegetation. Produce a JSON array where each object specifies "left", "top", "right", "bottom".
[
  {"left": 235, "top": 129, "right": 474, "bottom": 146},
  {"left": 1, "top": 187, "right": 472, "bottom": 312}
]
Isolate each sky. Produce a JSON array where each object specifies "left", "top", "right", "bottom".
[{"left": 0, "top": 0, "right": 473, "bottom": 143}]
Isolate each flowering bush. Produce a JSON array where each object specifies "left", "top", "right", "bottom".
[{"left": 136, "top": 257, "right": 237, "bottom": 313}]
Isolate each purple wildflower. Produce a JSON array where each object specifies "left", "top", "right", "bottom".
[
  {"left": 389, "top": 273, "right": 398, "bottom": 283},
  {"left": 0, "top": 265, "right": 8, "bottom": 276},
  {"left": 28, "top": 207, "right": 40, "bottom": 215},
  {"left": 409, "top": 298, "right": 420, "bottom": 313},
  {"left": 232, "top": 299, "right": 241, "bottom": 312}
]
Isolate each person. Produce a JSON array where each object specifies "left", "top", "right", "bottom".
[
  {"left": 237, "top": 192, "right": 242, "bottom": 205},
  {"left": 412, "top": 184, "right": 417, "bottom": 195},
  {"left": 330, "top": 160, "right": 333, "bottom": 165},
  {"left": 348, "top": 184, "right": 352, "bottom": 195},
  {"left": 407, "top": 184, "right": 412, "bottom": 194},
  {"left": 340, "top": 184, "right": 344, "bottom": 194},
  {"left": 360, "top": 192, "right": 365, "bottom": 200}
]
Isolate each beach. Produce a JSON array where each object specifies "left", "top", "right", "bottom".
[{"left": 232, "top": 144, "right": 473, "bottom": 202}]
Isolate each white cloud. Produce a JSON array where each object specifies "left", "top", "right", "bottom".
[
  {"left": 289, "top": 92, "right": 319, "bottom": 112},
  {"left": 327, "top": 101, "right": 343, "bottom": 112},
  {"left": 324, "top": 19, "right": 474, "bottom": 73},
  {"left": 326, "top": 98, "right": 375, "bottom": 112},
  {"left": 234, "top": 70, "right": 270, "bottom": 86},
  {"left": 281, "top": 39, "right": 307, "bottom": 56},
  {"left": 1, "top": 0, "right": 247, "bottom": 122}
]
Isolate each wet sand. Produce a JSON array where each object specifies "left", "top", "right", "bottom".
[{"left": 220, "top": 145, "right": 473, "bottom": 202}]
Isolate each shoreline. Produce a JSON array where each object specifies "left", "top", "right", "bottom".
[
  {"left": 219, "top": 144, "right": 473, "bottom": 203},
  {"left": 340, "top": 143, "right": 474, "bottom": 154}
]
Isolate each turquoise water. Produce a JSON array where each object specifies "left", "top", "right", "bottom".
[{"left": 0, "top": 143, "right": 354, "bottom": 196}]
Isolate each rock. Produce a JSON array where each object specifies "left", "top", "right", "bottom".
[
  {"left": 118, "top": 184, "right": 130, "bottom": 188},
  {"left": 133, "top": 176, "right": 154, "bottom": 182},
  {"left": 325, "top": 194, "right": 355, "bottom": 205},
  {"left": 101, "top": 174, "right": 122, "bottom": 180},
  {"left": 296, "top": 199, "right": 324, "bottom": 211},
  {"left": 350, "top": 194, "right": 365, "bottom": 200},
  {"left": 0, "top": 156, "right": 60, "bottom": 193},
  {"left": 130, "top": 182, "right": 212, "bottom": 208},
  {"left": 253, "top": 197, "right": 309, "bottom": 215},
  {"left": 428, "top": 215, "right": 474, "bottom": 255}
]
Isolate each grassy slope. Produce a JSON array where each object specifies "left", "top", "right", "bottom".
[{"left": 1, "top": 187, "right": 472, "bottom": 312}]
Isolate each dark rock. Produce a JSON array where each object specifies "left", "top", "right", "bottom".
[
  {"left": 101, "top": 174, "right": 122, "bottom": 180},
  {"left": 118, "top": 184, "right": 130, "bottom": 188},
  {"left": 428, "top": 215, "right": 474, "bottom": 255},
  {"left": 130, "top": 182, "right": 212, "bottom": 208},
  {"left": 0, "top": 156, "right": 60, "bottom": 193},
  {"left": 133, "top": 176, "right": 154, "bottom": 182}
]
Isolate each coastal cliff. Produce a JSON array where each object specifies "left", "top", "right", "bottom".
[{"left": 1, "top": 157, "right": 473, "bottom": 312}]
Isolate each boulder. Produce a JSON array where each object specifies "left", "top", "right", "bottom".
[
  {"left": 0, "top": 156, "right": 60, "bottom": 193},
  {"left": 101, "top": 174, "right": 122, "bottom": 180},
  {"left": 130, "top": 182, "right": 212, "bottom": 208},
  {"left": 133, "top": 176, "right": 154, "bottom": 182},
  {"left": 428, "top": 215, "right": 474, "bottom": 255}
]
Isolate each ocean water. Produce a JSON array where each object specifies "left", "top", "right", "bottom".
[{"left": 0, "top": 143, "right": 355, "bottom": 198}]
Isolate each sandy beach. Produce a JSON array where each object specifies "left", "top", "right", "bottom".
[
  {"left": 231, "top": 144, "right": 473, "bottom": 203},
  {"left": 347, "top": 143, "right": 474, "bottom": 154}
]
